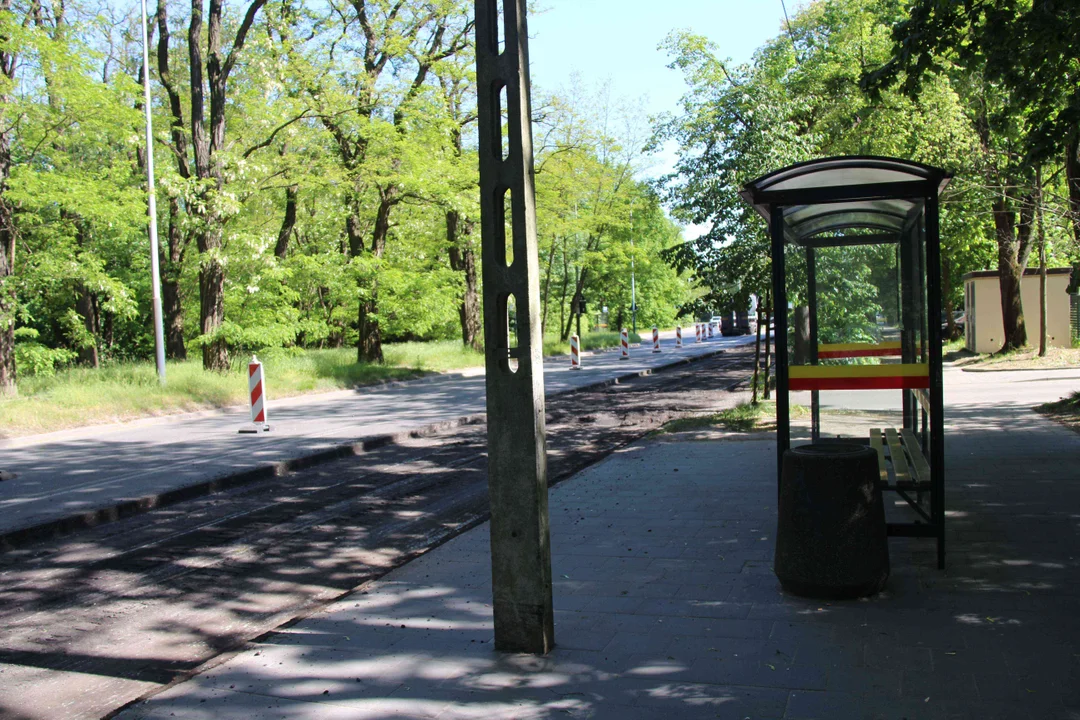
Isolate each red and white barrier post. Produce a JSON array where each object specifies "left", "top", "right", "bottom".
[
  {"left": 695, "top": 323, "right": 702, "bottom": 343},
  {"left": 240, "top": 354, "right": 270, "bottom": 433},
  {"left": 676, "top": 325, "right": 683, "bottom": 347},
  {"left": 652, "top": 326, "right": 661, "bottom": 353},
  {"left": 707, "top": 322, "right": 714, "bottom": 339},
  {"left": 570, "top": 334, "right": 581, "bottom": 369},
  {"left": 620, "top": 328, "right": 630, "bottom": 360}
]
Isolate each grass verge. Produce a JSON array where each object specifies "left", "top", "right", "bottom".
[
  {"left": 1034, "top": 391, "right": 1080, "bottom": 434},
  {"left": 658, "top": 401, "right": 809, "bottom": 435},
  {"left": 955, "top": 345, "right": 1080, "bottom": 371},
  {"left": 0, "top": 332, "right": 641, "bottom": 439},
  {"left": 542, "top": 331, "right": 641, "bottom": 356}
]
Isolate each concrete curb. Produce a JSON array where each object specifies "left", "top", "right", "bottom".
[
  {"left": 960, "top": 365, "right": 1080, "bottom": 373},
  {"left": 0, "top": 347, "right": 729, "bottom": 552}
]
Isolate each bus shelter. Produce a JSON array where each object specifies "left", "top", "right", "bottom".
[{"left": 740, "top": 157, "right": 951, "bottom": 569}]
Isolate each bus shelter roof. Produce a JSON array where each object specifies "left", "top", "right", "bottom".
[{"left": 739, "top": 156, "right": 952, "bottom": 245}]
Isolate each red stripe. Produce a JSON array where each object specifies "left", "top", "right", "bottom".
[
  {"left": 789, "top": 375, "right": 930, "bottom": 391},
  {"left": 818, "top": 348, "right": 901, "bottom": 359},
  {"left": 251, "top": 381, "right": 262, "bottom": 405},
  {"left": 253, "top": 408, "right": 265, "bottom": 423},
  {"left": 249, "top": 363, "right": 259, "bottom": 377}
]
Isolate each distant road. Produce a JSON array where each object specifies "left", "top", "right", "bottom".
[{"left": 0, "top": 331, "right": 753, "bottom": 538}]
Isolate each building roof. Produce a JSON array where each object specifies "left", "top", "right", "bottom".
[{"left": 963, "top": 268, "right": 1074, "bottom": 281}]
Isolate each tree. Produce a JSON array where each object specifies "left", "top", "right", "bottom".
[
  {"left": 864, "top": 0, "right": 1080, "bottom": 350},
  {"left": 186, "top": 0, "right": 267, "bottom": 370},
  {"left": 0, "top": 0, "right": 19, "bottom": 393},
  {"left": 308, "top": 0, "right": 472, "bottom": 363}
]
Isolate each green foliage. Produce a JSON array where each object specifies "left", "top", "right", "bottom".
[{"left": 12, "top": 328, "right": 76, "bottom": 377}]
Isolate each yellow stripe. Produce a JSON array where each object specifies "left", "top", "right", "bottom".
[
  {"left": 790, "top": 364, "right": 929, "bottom": 379},
  {"left": 818, "top": 342, "right": 902, "bottom": 352}
]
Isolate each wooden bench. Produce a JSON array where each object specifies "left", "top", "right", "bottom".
[{"left": 869, "top": 427, "right": 930, "bottom": 493}]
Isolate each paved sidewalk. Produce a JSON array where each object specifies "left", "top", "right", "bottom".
[
  {"left": 0, "top": 334, "right": 748, "bottom": 539},
  {"left": 119, "top": 374, "right": 1080, "bottom": 720}
]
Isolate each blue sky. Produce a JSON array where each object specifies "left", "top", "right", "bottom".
[
  {"left": 526, "top": 1, "right": 792, "bottom": 235},
  {"left": 528, "top": 0, "right": 789, "bottom": 135}
]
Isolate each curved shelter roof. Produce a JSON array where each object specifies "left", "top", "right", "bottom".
[{"left": 739, "top": 156, "right": 952, "bottom": 245}]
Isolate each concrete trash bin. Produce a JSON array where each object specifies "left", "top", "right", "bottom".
[{"left": 774, "top": 443, "right": 889, "bottom": 599}]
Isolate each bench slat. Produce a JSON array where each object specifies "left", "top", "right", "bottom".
[
  {"left": 869, "top": 428, "right": 889, "bottom": 485},
  {"left": 884, "top": 428, "right": 911, "bottom": 486},
  {"left": 901, "top": 428, "right": 931, "bottom": 486}
]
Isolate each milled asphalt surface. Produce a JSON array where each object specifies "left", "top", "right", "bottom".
[
  {"left": 0, "top": 332, "right": 750, "bottom": 539},
  {"left": 116, "top": 365, "right": 1080, "bottom": 720}
]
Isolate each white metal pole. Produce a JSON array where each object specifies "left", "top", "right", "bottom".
[{"left": 140, "top": 0, "right": 166, "bottom": 384}]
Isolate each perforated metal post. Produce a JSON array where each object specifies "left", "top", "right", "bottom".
[{"left": 475, "top": 0, "right": 554, "bottom": 654}]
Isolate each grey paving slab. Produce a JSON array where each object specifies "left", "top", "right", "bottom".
[
  {"left": 0, "top": 334, "right": 751, "bottom": 537},
  {"left": 118, "top": 368, "right": 1080, "bottom": 720}
]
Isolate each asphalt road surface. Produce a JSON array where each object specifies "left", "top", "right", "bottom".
[
  {"left": 0, "top": 332, "right": 752, "bottom": 540},
  {"left": 0, "top": 347, "right": 757, "bottom": 720}
]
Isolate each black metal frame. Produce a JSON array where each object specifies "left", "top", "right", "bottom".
[{"left": 745, "top": 156, "right": 950, "bottom": 569}]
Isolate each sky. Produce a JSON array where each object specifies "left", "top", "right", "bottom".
[{"left": 525, "top": 0, "right": 792, "bottom": 235}]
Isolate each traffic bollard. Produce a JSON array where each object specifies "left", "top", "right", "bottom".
[{"left": 239, "top": 354, "right": 271, "bottom": 433}]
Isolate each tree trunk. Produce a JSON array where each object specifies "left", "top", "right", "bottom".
[
  {"left": 68, "top": 213, "right": 99, "bottom": 368},
  {"left": 446, "top": 210, "right": 481, "bottom": 351},
  {"left": 0, "top": 189, "right": 14, "bottom": 395},
  {"left": 162, "top": 196, "right": 187, "bottom": 360},
  {"left": 942, "top": 255, "right": 958, "bottom": 340},
  {"left": 0, "top": 17, "right": 18, "bottom": 396},
  {"left": 187, "top": 0, "right": 266, "bottom": 371},
  {"left": 541, "top": 240, "right": 556, "bottom": 334},
  {"left": 752, "top": 309, "right": 762, "bottom": 404},
  {"left": 1066, "top": 134, "right": 1080, "bottom": 251},
  {"left": 199, "top": 241, "right": 228, "bottom": 371},
  {"left": 75, "top": 285, "right": 100, "bottom": 368},
  {"left": 1037, "top": 167, "right": 1047, "bottom": 357},
  {"left": 275, "top": 184, "right": 298, "bottom": 259},
  {"left": 354, "top": 187, "right": 396, "bottom": 363},
  {"left": 562, "top": 267, "right": 588, "bottom": 342},
  {"left": 763, "top": 294, "right": 772, "bottom": 400},
  {"left": 993, "top": 194, "right": 1035, "bottom": 352}
]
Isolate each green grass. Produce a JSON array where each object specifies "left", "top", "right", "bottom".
[
  {"left": 0, "top": 342, "right": 485, "bottom": 438},
  {"left": 542, "top": 331, "right": 641, "bottom": 356},
  {"left": 1035, "top": 391, "right": 1080, "bottom": 433},
  {"left": 0, "top": 332, "right": 645, "bottom": 438},
  {"left": 659, "top": 401, "right": 810, "bottom": 435}
]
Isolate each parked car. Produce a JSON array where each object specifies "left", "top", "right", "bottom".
[{"left": 941, "top": 311, "right": 965, "bottom": 334}]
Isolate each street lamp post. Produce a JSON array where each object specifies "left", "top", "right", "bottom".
[{"left": 140, "top": 0, "right": 166, "bottom": 385}]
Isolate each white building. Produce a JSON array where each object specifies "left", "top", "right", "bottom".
[{"left": 963, "top": 268, "right": 1074, "bottom": 353}]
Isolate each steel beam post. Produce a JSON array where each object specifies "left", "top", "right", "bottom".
[
  {"left": 925, "top": 195, "right": 946, "bottom": 569},
  {"left": 807, "top": 246, "right": 820, "bottom": 441},
  {"left": 771, "top": 206, "right": 790, "bottom": 492},
  {"left": 474, "top": 0, "right": 554, "bottom": 654}
]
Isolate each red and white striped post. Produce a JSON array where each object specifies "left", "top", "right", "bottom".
[
  {"left": 570, "top": 334, "right": 581, "bottom": 369},
  {"left": 240, "top": 354, "right": 270, "bottom": 433},
  {"left": 707, "top": 322, "right": 714, "bottom": 339},
  {"left": 695, "top": 323, "right": 702, "bottom": 343},
  {"left": 620, "top": 328, "right": 630, "bottom": 360},
  {"left": 676, "top": 325, "right": 683, "bottom": 347},
  {"left": 652, "top": 326, "right": 661, "bottom": 353}
]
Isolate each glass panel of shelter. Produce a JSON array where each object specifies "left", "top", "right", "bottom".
[{"left": 782, "top": 213, "right": 937, "bottom": 533}]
